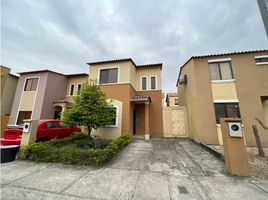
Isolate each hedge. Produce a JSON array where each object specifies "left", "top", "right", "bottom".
[{"left": 18, "top": 133, "right": 131, "bottom": 167}]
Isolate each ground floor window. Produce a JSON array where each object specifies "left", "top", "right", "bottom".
[
  {"left": 214, "top": 103, "right": 240, "bottom": 124},
  {"left": 17, "top": 111, "right": 32, "bottom": 125},
  {"left": 106, "top": 106, "right": 118, "bottom": 127}
]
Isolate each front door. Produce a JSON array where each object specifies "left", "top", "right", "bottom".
[{"left": 133, "top": 110, "right": 136, "bottom": 135}]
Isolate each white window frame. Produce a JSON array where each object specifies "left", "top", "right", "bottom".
[
  {"left": 255, "top": 55, "right": 268, "bottom": 65},
  {"left": 149, "top": 75, "right": 157, "bottom": 90},
  {"left": 105, "top": 105, "right": 119, "bottom": 128},
  {"left": 15, "top": 76, "right": 40, "bottom": 125},
  {"left": 174, "top": 97, "right": 179, "bottom": 106},
  {"left": 69, "top": 84, "right": 75, "bottom": 96},
  {"left": 98, "top": 66, "right": 120, "bottom": 85},
  {"left": 208, "top": 58, "right": 232, "bottom": 63},
  {"left": 208, "top": 59, "right": 234, "bottom": 81},
  {"left": 213, "top": 99, "right": 240, "bottom": 126},
  {"left": 140, "top": 76, "right": 148, "bottom": 91}
]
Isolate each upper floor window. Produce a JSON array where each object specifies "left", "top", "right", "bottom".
[
  {"left": 209, "top": 61, "right": 233, "bottom": 80},
  {"left": 174, "top": 98, "right": 179, "bottom": 106},
  {"left": 70, "top": 84, "right": 75, "bottom": 96},
  {"left": 77, "top": 83, "right": 82, "bottom": 94},
  {"left": 141, "top": 77, "right": 147, "bottom": 90},
  {"left": 17, "top": 111, "right": 32, "bottom": 125},
  {"left": 24, "top": 78, "right": 38, "bottom": 91},
  {"left": 99, "top": 68, "right": 118, "bottom": 84},
  {"left": 214, "top": 103, "right": 240, "bottom": 124},
  {"left": 150, "top": 76, "right": 156, "bottom": 90},
  {"left": 255, "top": 56, "right": 268, "bottom": 65}
]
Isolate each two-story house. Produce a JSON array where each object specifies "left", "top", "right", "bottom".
[
  {"left": 177, "top": 50, "right": 268, "bottom": 147},
  {"left": 88, "top": 58, "right": 163, "bottom": 139},
  {"left": 8, "top": 70, "right": 88, "bottom": 126},
  {"left": 1, "top": 66, "right": 18, "bottom": 133}
]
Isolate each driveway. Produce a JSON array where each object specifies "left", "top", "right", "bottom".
[{"left": 1, "top": 138, "right": 268, "bottom": 200}]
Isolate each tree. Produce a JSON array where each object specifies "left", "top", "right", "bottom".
[{"left": 62, "top": 81, "right": 116, "bottom": 137}]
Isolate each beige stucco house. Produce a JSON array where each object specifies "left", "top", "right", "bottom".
[
  {"left": 88, "top": 58, "right": 163, "bottom": 139},
  {"left": 8, "top": 70, "right": 88, "bottom": 126},
  {"left": 177, "top": 50, "right": 268, "bottom": 147},
  {"left": 1, "top": 66, "right": 19, "bottom": 133}
]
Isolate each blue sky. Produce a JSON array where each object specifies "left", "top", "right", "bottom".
[{"left": 1, "top": 0, "right": 268, "bottom": 92}]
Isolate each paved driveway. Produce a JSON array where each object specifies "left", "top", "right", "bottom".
[{"left": 1, "top": 139, "right": 268, "bottom": 200}]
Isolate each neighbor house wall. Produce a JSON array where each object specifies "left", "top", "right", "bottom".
[{"left": 40, "top": 72, "right": 67, "bottom": 119}]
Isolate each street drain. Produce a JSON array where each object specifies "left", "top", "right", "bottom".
[{"left": 178, "top": 186, "right": 189, "bottom": 194}]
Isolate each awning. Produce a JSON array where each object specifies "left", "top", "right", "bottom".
[{"left": 130, "top": 95, "right": 151, "bottom": 103}]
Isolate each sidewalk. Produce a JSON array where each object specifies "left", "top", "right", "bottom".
[{"left": 1, "top": 139, "right": 268, "bottom": 200}]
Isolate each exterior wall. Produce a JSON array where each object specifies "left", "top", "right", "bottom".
[
  {"left": 1, "top": 115, "right": 9, "bottom": 135},
  {"left": 136, "top": 90, "right": 163, "bottom": 137},
  {"left": 40, "top": 72, "right": 67, "bottom": 119},
  {"left": 1, "top": 66, "right": 10, "bottom": 96},
  {"left": 166, "top": 96, "right": 178, "bottom": 107},
  {"left": 20, "top": 91, "right": 36, "bottom": 110},
  {"left": 163, "top": 106, "right": 188, "bottom": 137},
  {"left": 1, "top": 75, "right": 18, "bottom": 115},
  {"left": 89, "top": 61, "right": 134, "bottom": 85},
  {"left": 135, "top": 67, "right": 162, "bottom": 91},
  {"left": 211, "top": 82, "right": 238, "bottom": 100},
  {"left": 231, "top": 52, "right": 268, "bottom": 146},
  {"left": 92, "top": 99, "right": 123, "bottom": 139},
  {"left": 66, "top": 76, "right": 88, "bottom": 96},
  {"left": 263, "top": 100, "right": 268, "bottom": 123},
  {"left": 99, "top": 84, "right": 136, "bottom": 136},
  {"left": 178, "top": 51, "right": 268, "bottom": 147}
]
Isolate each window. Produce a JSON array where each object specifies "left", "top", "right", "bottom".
[
  {"left": 77, "top": 83, "right": 82, "bottom": 94},
  {"left": 45, "top": 122, "right": 58, "bottom": 128},
  {"left": 209, "top": 61, "right": 233, "bottom": 80},
  {"left": 150, "top": 76, "right": 156, "bottom": 90},
  {"left": 174, "top": 98, "right": 179, "bottom": 105},
  {"left": 106, "top": 107, "right": 118, "bottom": 127},
  {"left": 24, "top": 78, "right": 38, "bottom": 91},
  {"left": 255, "top": 56, "right": 268, "bottom": 65},
  {"left": 70, "top": 84, "right": 75, "bottom": 96},
  {"left": 17, "top": 111, "right": 32, "bottom": 125},
  {"left": 141, "top": 77, "right": 147, "bottom": 90},
  {"left": 214, "top": 103, "right": 240, "bottom": 124},
  {"left": 99, "top": 68, "right": 118, "bottom": 84}
]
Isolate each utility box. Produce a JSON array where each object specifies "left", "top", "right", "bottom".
[
  {"left": 228, "top": 122, "right": 243, "bottom": 138},
  {"left": 220, "top": 118, "right": 250, "bottom": 177},
  {"left": 20, "top": 119, "right": 39, "bottom": 147}
]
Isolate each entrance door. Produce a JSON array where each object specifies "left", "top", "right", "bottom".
[{"left": 133, "top": 110, "right": 136, "bottom": 135}]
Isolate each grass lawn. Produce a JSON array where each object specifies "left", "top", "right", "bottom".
[{"left": 19, "top": 133, "right": 131, "bottom": 167}]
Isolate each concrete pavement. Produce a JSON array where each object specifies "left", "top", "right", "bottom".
[{"left": 1, "top": 138, "right": 268, "bottom": 200}]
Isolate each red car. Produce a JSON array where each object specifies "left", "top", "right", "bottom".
[{"left": 0, "top": 120, "right": 81, "bottom": 146}]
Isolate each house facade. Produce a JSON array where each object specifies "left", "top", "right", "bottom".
[
  {"left": 165, "top": 93, "right": 179, "bottom": 107},
  {"left": 177, "top": 50, "right": 268, "bottom": 147},
  {"left": 88, "top": 58, "right": 163, "bottom": 139},
  {"left": 1, "top": 66, "right": 18, "bottom": 133},
  {"left": 8, "top": 70, "right": 88, "bottom": 126}
]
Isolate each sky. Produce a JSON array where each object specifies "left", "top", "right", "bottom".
[{"left": 1, "top": 0, "right": 268, "bottom": 93}]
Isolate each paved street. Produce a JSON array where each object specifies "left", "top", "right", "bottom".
[{"left": 1, "top": 138, "right": 268, "bottom": 200}]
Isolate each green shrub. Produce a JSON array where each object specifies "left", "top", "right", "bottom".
[{"left": 19, "top": 134, "right": 131, "bottom": 167}]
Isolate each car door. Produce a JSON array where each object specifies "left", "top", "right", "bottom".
[
  {"left": 43, "top": 121, "right": 63, "bottom": 139},
  {"left": 58, "top": 122, "right": 73, "bottom": 138}
]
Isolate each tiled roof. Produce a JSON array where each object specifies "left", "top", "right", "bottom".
[
  {"left": 130, "top": 95, "right": 151, "bottom": 102},
  {"left": 166, "top": 93, "right": 178, "bottom": 97},
  {"left": 87, "top": 58, "right": 136, "bottom": 66},
  {"left": 87, "top": 58, "right": 163, "bottom": 69},
  {"left": 66, "top": 73, "right": 88, "bottom": 77},
  {"left": 53, "top": 99, "right": 71, "bottom": 104},
  {"left": 18, "top": 69, "right": 65, "bottom": 76}
]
